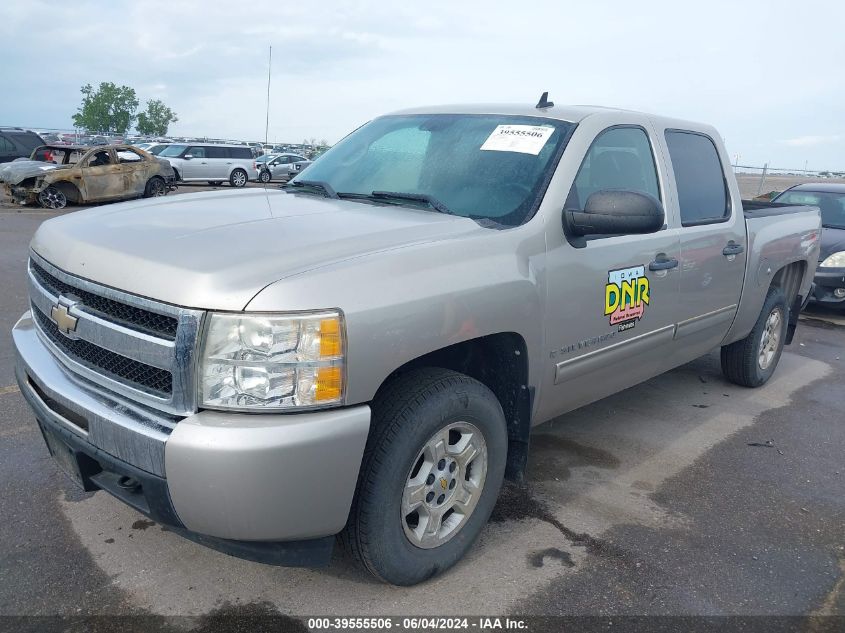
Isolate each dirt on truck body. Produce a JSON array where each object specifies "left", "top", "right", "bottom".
[{"left": 0, "top": 144, "right": 176, "bottom": 209}]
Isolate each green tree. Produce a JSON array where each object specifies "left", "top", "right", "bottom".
[
  {"left": 136, "top": 99, "right": 179, "bottom": 136},
  {"left": 72, "top": 82, "right": 139, "bottom": 134}
]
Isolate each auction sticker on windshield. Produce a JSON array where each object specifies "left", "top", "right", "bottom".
[{"left": 480, "top": 124, "right": 554, "bottom": 155}]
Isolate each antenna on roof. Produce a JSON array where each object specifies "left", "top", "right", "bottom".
[{"left": 535, "top": 91, "right": 554, "bottom": 109}]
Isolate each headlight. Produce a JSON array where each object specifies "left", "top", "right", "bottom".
[
  {"left": 820, "top": 251, "right": 845, "bottom": 268},
  {"left": 199, "top": 311, "right": 344, "bottom": 411}
]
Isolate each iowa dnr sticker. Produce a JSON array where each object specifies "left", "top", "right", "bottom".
[{"left": 604, "top": 266, "right": 650, "bottom": 332}]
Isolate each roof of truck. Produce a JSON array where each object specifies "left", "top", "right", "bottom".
[{"left": 388, "top": 103, "right": 652, "bottom": 123}]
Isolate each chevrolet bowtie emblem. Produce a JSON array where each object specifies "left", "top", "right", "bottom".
[{"left": 50, "top": 302, "right": 79, "bottom": 335}]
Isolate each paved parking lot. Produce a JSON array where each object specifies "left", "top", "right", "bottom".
[{"left": 0, "top": 205, "right": 843, "bottom": 628}]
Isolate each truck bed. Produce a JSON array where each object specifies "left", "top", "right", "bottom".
[
  {"left": 723, "top": 202, "right": 821, "bottom": 346},
  {"left": 742, "top": 199, "right": 811, "bottom": 218}
]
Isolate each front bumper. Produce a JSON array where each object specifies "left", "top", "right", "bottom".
[
  {"left": 12, "top": 310, "right": 371, "bottom": 562},
  {"left": 811, "top": 268, "right": 845, "bottom": 306}
]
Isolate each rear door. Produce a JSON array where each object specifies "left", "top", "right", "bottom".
[
  {"left": 205, "top": 145, "right": 231, "bottom": 179},
  {"left": 115, "top": 147, "right": 149, "bottom": 196},
  {"left": 540, "top": 120, "right": 682, "bottom": 419},
  {"left": 660, "top": 128, "right": 746, "bottom": 357}
]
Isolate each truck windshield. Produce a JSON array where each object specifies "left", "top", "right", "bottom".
[
  {"left": 774, "top": 190, "right": 845, "bottom": 229},
  {"left": 293, "top": 114, "right": 574, "bottom": 226}
]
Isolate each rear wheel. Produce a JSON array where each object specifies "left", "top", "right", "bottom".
[
  {"left": 229, "top": 169, "right": 248, "bottom": 187},
  {"left": 37, "top": 186, "right": 67, "bottom": 209},
  {"left": 341, "top": 368, "right": 507, "bottom": 585},
  {"left": 143, "top": 176, "right": 166, "bottom": 198},
  {"left": 721, "top": 286, "right": 788, "bottom": 387}
]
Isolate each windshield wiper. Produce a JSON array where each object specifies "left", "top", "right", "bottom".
[
  {"left": 283, "top": 179, "right": 339, "bottom": 199},
  {"left": 370, "top": 191, "right": 454, "bottom": 215}
]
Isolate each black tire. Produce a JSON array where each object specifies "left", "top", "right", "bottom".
[
  {"left": 143, "top": 176, "right": 166, "bottom": 198},
  {"left": 229, "top": 168, "right": 248, "bottom": 187},
  {"left": 208, "top": 181, "right": 223, "bottom": 186},
  {"left": 341, "top": 368, "right": 507, "bottom": 585},
  {"left": 721, "top": 286, "right": 788, "bottom": 387},
  {"left": 258, "top": 170, "right": 271, "bottom": 184}
]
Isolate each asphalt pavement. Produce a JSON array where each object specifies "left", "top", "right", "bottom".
[{"left": 0, "top": 206, "right": 842, "bottom": 632}]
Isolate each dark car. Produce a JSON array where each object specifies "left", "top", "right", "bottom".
[
  {"left": 0, "top": 128, "right": 45, "bottom": 163},
  {"left": 773, "top": 183, "right": 845, "bottom": 308}
]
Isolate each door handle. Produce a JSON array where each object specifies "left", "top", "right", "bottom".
[
  {"left": 649, "top": 255, "right": 679, "bottom": 271},
  {"left": 723, "top": 241, "right": 745, "bottom": 256}
]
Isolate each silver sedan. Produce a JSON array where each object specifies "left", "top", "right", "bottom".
[{"left": 257, "top": 153, "right": 312, "bottom": 183}]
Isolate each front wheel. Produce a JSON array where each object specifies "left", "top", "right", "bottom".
[
  {"left": 341, "top": 368, "right": 507, "bottom": 585},
  {"left": 721, "top": 286, "right": 788, "bottom": 387},
  {"left": 38, "top": 186, "right": 67, "bottom": 209},
  {"left": 229, "top": 169, "right": 248, "bottom": 187},
  {"left": 258, "top": 170, "right": 271, "bottom": 184}
]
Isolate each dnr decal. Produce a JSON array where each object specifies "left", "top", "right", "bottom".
[{"left": 604, "top": 265, "right": 650, "bottom": 331}]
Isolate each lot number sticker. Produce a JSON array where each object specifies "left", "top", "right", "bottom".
[{"left": 480, "top": 125, "right": 554, "bottom": 155}]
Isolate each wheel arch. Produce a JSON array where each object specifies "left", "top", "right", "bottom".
[
  {"left": 723, "top": 258, "right": 810, "bottom": 347},
  {"left": 371, "top": 332, "right": 532, "bottom": 482},
  {"left": 770, "top": 260, "right": 807, "bottom": 344},
  {"left": 49, "top": 180, "right": 81, "bottom": 203}
]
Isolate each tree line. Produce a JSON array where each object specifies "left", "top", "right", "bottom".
[{"left": 72, "top": 82, "right": 178, "bottom": 136}]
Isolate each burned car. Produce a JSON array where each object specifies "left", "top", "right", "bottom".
[{"left": 0, "top": 144, "right": 176, "bottom": 209}]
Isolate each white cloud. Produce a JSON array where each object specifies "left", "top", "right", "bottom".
[
  {"left": 779, "top": 135, "right": 843, "bottom": 147},
  {"left": 0, "top": 0, "right": 844, "bottom": 168}
]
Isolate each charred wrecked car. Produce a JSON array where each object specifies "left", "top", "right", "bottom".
[{"left": 0, "top": 144, "right": 176, "bottom": 209}]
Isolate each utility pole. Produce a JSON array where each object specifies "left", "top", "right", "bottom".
[{"left": 265, "top": 45, "right": 272, "bottom": 147}]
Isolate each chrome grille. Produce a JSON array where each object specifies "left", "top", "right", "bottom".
[
  {"left": 29, "top": 260, "right": 178, "bottom": 340},
  {"left": 27, "top": 252, "right": 204, "bottom": 416},
  {"left": 32, "top": 307, "right": 173, "bottom": 396}
]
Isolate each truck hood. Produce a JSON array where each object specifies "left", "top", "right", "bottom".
[
  {"left": 0, "top": 160, "right": 66, "bottom": 185},
  {"left": 31, "top": 188, "right": 482, "bottom": 310}
]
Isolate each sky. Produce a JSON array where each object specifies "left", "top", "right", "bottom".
[{"left": 1, "top": 0, "right": 843, "bottom": 169}]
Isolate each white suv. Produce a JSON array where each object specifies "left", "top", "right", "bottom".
[{"left": 159, "top": 143, "right": 259, "bottom": 186}]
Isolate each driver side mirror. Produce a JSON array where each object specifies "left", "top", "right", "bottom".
[
  {"left": 184, "top": 154, "right": 193, "bottom": 160},
  {"left": 563, "top": 190, "right": 664, "bottom": 237}
]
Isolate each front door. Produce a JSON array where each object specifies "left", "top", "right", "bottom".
[
  {"left": 662, "top": 129, "right": 746, "bottom": 357},
  {"left": 181, "top": 146, "right": 208, "bottom": 179},
  {"left": 80, "top": 149, "right": 122, "bottom": 200},
  {"left": 539, "top": 123, "right": 681, "bottom": 421}
]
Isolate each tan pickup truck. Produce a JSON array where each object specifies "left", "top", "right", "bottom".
[{"left": 13, "top": 100, "right": 821, "bottom": 585}]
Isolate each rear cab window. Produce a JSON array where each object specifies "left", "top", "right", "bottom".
[{"left": 665, "top": 130, "right": 730, "bottom": 226}]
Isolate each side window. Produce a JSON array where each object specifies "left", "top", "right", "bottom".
[
  {"left": 567, "top": 127, "right": 660, "bottom": 210},
  {"left": 665, "top": 130, "right": 729, "bottom": 226},
  {"left": 116, "top": 149, "right": 144, "bottom": 163},
  {"left": 187, "top": 146, "right": 206, "bottom": 158},
  {"left": 206, "top": 146, "right": 228, "bottom": 159},
  {"left": 0, "top": 136, "right": 13, "bottom": 152},
  {"left": 86, "top": 150, "right": 113, "bottom": 167},
  {"left": 233, "top": 147, "right": 253, "bottom": 159}
]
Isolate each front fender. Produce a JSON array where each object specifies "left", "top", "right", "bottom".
[{"left": 245, "top": 225, "right": 547, "bottom": 406}]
